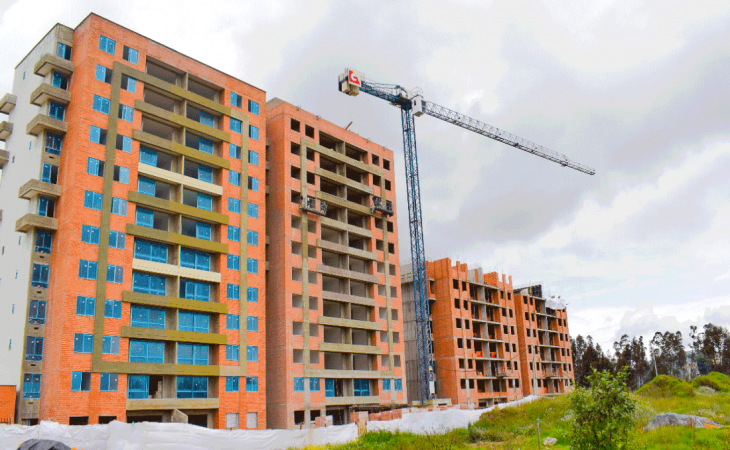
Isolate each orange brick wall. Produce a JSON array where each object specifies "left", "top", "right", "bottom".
[{"left": 0, "top": 386, "right": 16, "bottom": 423}]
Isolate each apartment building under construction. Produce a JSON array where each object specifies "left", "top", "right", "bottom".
[
  {"left": 265, "top": 99, "right": 406, "bottom": 428},
  {"left": 402, "top": 258, "right": 574, "bottom": 408}
]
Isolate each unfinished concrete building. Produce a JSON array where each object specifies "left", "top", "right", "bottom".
[
  {"left": 265, "top": 99, "right": 406, "bottom": 429},
  {"left": 514, "top": 285, "right": 575, "bottom": 396},
  {"left": 402, "top": 259, "right": 524, "bottom": 408}
]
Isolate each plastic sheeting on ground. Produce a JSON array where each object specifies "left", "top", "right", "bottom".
[
  {"left": 0, "top": 421, "right": 358, "bottom": 450},
  {"left": 367, "top": 395, "right": 539, "bottom": 435}
]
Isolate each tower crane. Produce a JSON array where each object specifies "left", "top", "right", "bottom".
[{"left": 338, "top": 68, "right": 595, "bottom": 404}]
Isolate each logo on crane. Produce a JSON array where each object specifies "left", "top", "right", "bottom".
[{"left": 348, "top": 69, "right": 361, "bottom": 87}]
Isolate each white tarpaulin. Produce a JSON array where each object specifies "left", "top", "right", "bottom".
[
  {"left": 367, "top": 395, "right": 539, "bottom": 434},
  {"left": 545, "top": 296, "right": 566, "bottom": 310},
  {"left": 0, "top": 421, "right": 358, "bottom": 450}
]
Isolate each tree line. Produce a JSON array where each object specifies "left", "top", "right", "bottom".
[{"left": 570, "top": 323, "right": 730, "bottom": 389}]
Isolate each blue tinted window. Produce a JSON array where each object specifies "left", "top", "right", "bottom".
[
  {"left": 118, "top": 104, "right": 134, "bottom": 122},
  {"left": 179, "top": 311, "right": 209, "bottom": 333},
  {"left": 180, "top": 248, "right": 211, "bottom": 271},
  {"left": 248, "top": 150, "right": 259, "bottom": 166},
  {"left": 100, "top": 373, "right": 119, "bottom": 392},
  {"left": 71, "top": 372, "right": 91, "bottom": 391},
  {"left": 104, "top": 299, "right": 122, "bottom": 318},
  {"left": 382, "top": 379, "right": 391, "bottom": 391},
  {"left": 248, "top": 100, "right": 260, "bottom": 115},
  {"left": 226, "top": 345, "right": 240, "bottom": 361},
  {"left": 123, "top": 46, "right": 139, "bottom": 64},
  {"left": 246, "top": 346, "right": 258, "bottom": 362},
  {"left": 247, "top": 258, "right": 259, "bottom": 274},
  {"left": 140, "top": 147, "right": 157, "bottom": 166},
  {"left": 353, "top": 379, "right": 370, "bottom": 396},
  {"left": 73, "top": 333, "right": 94, "bottom": 353},
  {"left": 293, "top": 377, "right": 304, "bottom": 392},
  {"left": 226, "top": 314, "right": 240, "bottom": 330},
  {"left": 226, "top": 376, "right": 239, "bottom": 392},
  {"left": 227, "top": 254, "right": 240, "bottom": 270},
  {"left": 49, "top": 101, "right": 65, "bottom": 120},
  {"left": 247, "top": 287, "right": 258, "bottom": 303},
  {"left": 138, "top": 177, "right": 156, "bottom": 196},
  {"left": 229, "top": 171, "right": 241, "bottom": 186},
  {"left": 128, "top": 375, "right": 149, "bottom": 399},
  {"left": 23, "top": 374, "right": 41, "bottom": 398},
  {"left": 132, "top": 272, "right": 167, "bottom": 296},
  {"left": 109, "top": 230, "right": 126, "bottom": 249},
  {"left": 230, "top": 118, "right": 242, "bottom": 134},
  {"left": 35, "top": 229, "right": 53, "bottom": 254},
  {"left": 107, "top": 264, "right": 123, "bottom": 283},
  {"left": 180, "top": 279, "right": 210, "bottom": 301},
  {"left": 230, "top": 92, "right": 242, "bottom": 108},
  {"left": 84, "top": 191, "right": 103, "bottom": 210},
  {"left": 46, "top": 132, "right": 62, "bottom": 155},
  {"left": 134, "top": 239, "right": 168, "bottom": 263},
  {"left": 76, "top": 296, "right": 95, "bottom": 316},
  {"left": 248, "top": 176, "right": 259, "bottom": 192},
  {"left": 117, "top": 135, "right": 132, "bottom": 152},
  {"left": 136, "top": 208, "right": 154, "bottom": 228},
  {"left": 28, "top": 300, "right": 47, "bottom": 324},
  {"left": 128, "top": 340, "right": 165, "bottom": 363},
  {"left": 247, "top": 230, "right": 259, "bottom": 246},
  {"left": 227, "top": 225, "right": 240, "bottom": 242},
  {"left": 92, "top": 95, "right": 111, "bottom": 114},
  {"left": 395, "top": 379, "right": 403, "bottom": 391},
  {"left": 227, "top": 284, "right": 240, "bottom": 300},
  {"left": 177, "top": 343, "right": 209, "bottom": 365},
  {"left": 89, "top": 125, "right": 106, "bottom": 144},
  {"left": 95, "top": 65, "right": 111, "bottom": 83},
  {"left": 247, "top": 316, "right": 258, "bottom": 332},
  {"left": 247, "top": 203, "right": 259, "bottom": 218},
  {"left": 131, "top": 305, "right": 165, "bottom": 329},
  {"left": 25, "top": 336, "right": 43, "bottom": 361},
  {"left": 196, "top": 222, "right": 211, "bottom": 241},
  {"left": 197, "top": 192, "right": 212, "bottom": 211},
  {"left": 87, "top": 157, "right": 104, "bottom": 177},
  {"left": 176, "top": 376, "right": 208, "bottom": 399},
  {"left": 122, "top": 74, "right": 136, "bottom": 93},
  {"left": 102, "top": 336, "right": 120, "bottom": 354},
  {"left": 246, "top": 376, "right": 258, "bottom": 392},
  {"left": 310, "top": 378, "right": 320, "bottom": 391},
  {"left": 31, "top": 264, "right": 50, "bottom": 288},
  {"left": 198, "top": 165, "right": 213, "bottom": 183},
  {"left": 56, "top": 43, "right": 71, "bottom": 60},
  {"left": 229, "top": 143, "right": 241, "bottom": 159},
  {"left": 38, "top": 196, "right": 54, "bottom": 217},
  {"left": 99, "top": 35, "right": 116, "bottom": 54},
  {"left": 78, "top": 259, "right": 98, "bottom": 280},
  {"left": 199, "top": 111, "right": 215, "bottom": 127},
  {"left": 115, "top": 166, "right": 130, "bottom": 184},
  {"left": 228, "top": 198, "right": 241, "bottom": 213},
  {"left": 111, "top": 197, "right": 128, "bottom": 216},
  {"left": 249, "top": 125, "right": 259, "bottom": 141},
  {"left": 199, "top": 137, "right": 213, "bottom": 155}
]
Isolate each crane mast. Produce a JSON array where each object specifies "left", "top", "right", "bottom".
[{"left": 338, "top": 68, "right": 594, "bottom": 404}]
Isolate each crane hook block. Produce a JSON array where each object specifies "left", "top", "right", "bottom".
[{"left": 339, "top": 69, "right": 362, "bottom": 96}]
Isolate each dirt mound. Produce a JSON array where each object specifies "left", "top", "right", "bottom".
[
  {"left": 692, "top": 372, "right": 730, "bottom": 393},
  {"left": 636, "top": 375, "right": 694, "bottom": 398}
]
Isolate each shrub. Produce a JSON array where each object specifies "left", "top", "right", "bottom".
[
  {"left": 569, "top": 368, "right": 637, "bottom": 450},
  {"left": 635, "top": 375, "right": 695, "bottom": 398},
  {"left": 692, "top": 372, "right": 730, "bottom": 393}
]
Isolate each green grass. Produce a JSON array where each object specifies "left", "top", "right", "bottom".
[
  {"left": 301, "top": 376, "right": 730, "bottom": 450},
  {"left": 692, "top": 372, "right": 730, "bottom": 393}
]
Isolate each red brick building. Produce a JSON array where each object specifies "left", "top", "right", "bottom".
[
  {"left": 0, "top": 386, "right": 16, "bottom": 424},
  {"left": 0, "top": 14, "right": 265, "bottom": 427}
]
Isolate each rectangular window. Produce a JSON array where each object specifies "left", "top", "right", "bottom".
[
  {"left": 134, "top": 239, "right": 168, "bottom": 263},
  {"left": 100, "top": 373, "right": 119, "bottom": 392},
  {"left": 353, "top": 379, "right": 370, "bottom": 397},
  {"left": 226, "top": 314, "right": 240, "bottom": 330},
  {"left": 230, "top": 118, "right": 242, "bottom": 134},
  {"left": 226, "top": 376, "right": 239, "bottom": 392},
  {"left": 78, "top": 260, "right": 98, "bottom": 280},
  {"left": 109, "top": 230, "right": 126, "bottom": 249},
  {"left": 84, "top": 191, "right": 103, "bottom": 210},
  {"left": 227, "top": 284, "right": 240, "bottom": 300},
  {"left": 199, "top": 110, "right": 215, "bottom": 127},
  {"left": 57, "top": 42, "right": 71, "bottom": 60},
  {"left": 131, "top": 305, "right": 165, "bottom": 329},
  {"left": 247, "top": 230, "right": 259, "bottom": 246},
  {"left": 87, "top": 157, "right": 105, "bottom": 177},
  {"left": 176, "top": 376, "right": 208, "bottom": 399},
  {"left": 229, "top": 170, "right": 241, "bottom": 186},
  {"left": 99, "top": 35, "right": 116, "bottom": 54},
  {"left": 121, "top": 74, "right": 136, "bottom": 93},
  {"left": 89, "top": 125, "right": 108, "bottom": 145},
  {"left": 180, "top": 279, "right": 211, "bottom": 301},
  {"left": 225, "top": 345, "right": 240, "bottom": 361},
  {"left": 228, "top": 198, "right": 241, "bottom": 213},
  {"left": 114, "top": 166, "right": 130, "bottom": 184},
  {"left": 52, "top": 71, "right": 68, "bottom": 89},
  {"left": 196, "top": 222, "right": 211, "bottom": 241},
  {"left": 247, "top": 203, "right": 259, "bottom": 218},
  {"left": 382, "top": 379, "right": 391, "bottom": 391},
  {"left": 132, "top": 272, "right": 167, "bottom": 296},
  {"left": 249, "top": 125, "right": 259, "bottom": 141},
  {"left": 46, "top": 132, "right": 62, "bottom": 155},
  {"left": 123, "top": 45, "right": 139, "bottom": 64},
  {"left": 325, "top": 378, "right": 335, "bottom": 397},
  {"left": 135, "top": 208, "right": 154, "bottom": 228},
  {"left": 49, "top": 101, "right": 65, "bottom": 120},
  {"left": 177, "top": 343, "right": 209, "bottom": 365},
  {"left": 247, "top": 316, "right": 258, "bottom": 332},
  {"left": 310, "top": 378, "right": 320, "bottom": 392},
  {"left": 180, "top": 248, "right": 211, "bottom": 271},
  {"left": 395, "top": 379, "right": 403, "bottom": 391},
  {"left": 31, "top": 264, "right": 50, "bottom": 288},
  {"left": 229, "top": 143, "right": 241, "bottom": 159},
  {"left": 76, "top": 296, "right": 95, "bottom": 316},
  {"left": 248, "top": 176, "right": 259, "bottom": 192},
  {"left": 230, "top": 92, "right": 242, "bottom": 108},
  {"left": 246, "top": 346, "right": 258, "bottom": 362},
  {"left": 227, "top": 254, "right": 240, "bottom": 270},
  {"left": 247, "top": 258, "right": 259, "bottom": 274},
  {"left": 178, "top": 311, "right": 209, "bottom": 333},
  {"left": 118, "top": 104, "right": 134, "bottom": 122},
  {"left": 111, "top": 197, "right": 128, "bottom": 216},
  {"left": 23, "top": 374, "right": 41, "bottom": 399},
  {"left": 197, "top": 165, "right": 213, "bottom": 183},
  {"left": 138, "top": 176, "right": 156, "bottom": 196},
  {"left": 25, "top": 336, "right": 43, "bottom": 361},
  {"left": 247, "top": 287, "right": 258, "bottom": 303},
  {"left": 248, "top": 100, "right": 260, "bottom": 116},
  {"left": 41, "top": 163, "right": 58, "bottom": 184},
  {"left": 35, "top": 229, "right": 53, "bottom": 254},
  {"left": 293, "top": 377, "right": 304, "bottom": 392},
  {"left": 28, "top": 300, "right": 47, "bottom": 324},
  {"left": 128, "top": 375, "right": 149, "bottom": 399},
  {"left": 246, "top": 377, "right": 259, "bottom": 392},
  {"left": 197, "top": 192, "right": 212, "bottom": 211},
  {"left": 73, "top": 333, "right": 94, "bottom": 353},
  {"left": 117, "top": 134, "right": 132, "bottom": 153},
  {"left": 71, "top": 372, "right": 91, "bottom": 392},
  {"left": 104, "top": 299, "right": 122, "bottom": 319},
  {"left": 38, "top": 196, "right": 55, "bottom": 217},
  {"left": 95, "top": 64, "right": 112, "bottom": 83},
  {"left": 227, "top": 225, "right": 240, "bottom": 242},
  {"left": 92, "top": 94, "right": 111, "bottom": 114},
  {"left": 248, "top": 150, "right": 259, "bottom": 166},
  {"left": 102, "top": 336, "right": 120, "bottom": 354},
  {"left": 129, "top": 340, "right": 164, "bottom": 363}
]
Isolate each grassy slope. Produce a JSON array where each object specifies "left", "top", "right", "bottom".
[
  {"left": 301, "top": 376, "right": 730, "bottom": 450},
  {"left": 692, "top": 371, "right": 730, "bottom": 393}
]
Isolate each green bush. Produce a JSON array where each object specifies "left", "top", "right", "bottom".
[
  {"left": 635, "top": 374, "right": 695, "bottom": 398},
  {"left": 569, "top": 368, "right": 637, "bottom": 450},
  {"left": 692, "top": 371, "right": 730, "bottom": 393}
]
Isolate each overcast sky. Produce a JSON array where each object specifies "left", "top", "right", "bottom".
[{"left": 1, "top": 0, "right": 728, "bottom": 354}]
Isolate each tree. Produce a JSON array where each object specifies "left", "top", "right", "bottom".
[
  {"left": 650, "top": 331, "right": 686, "bottom": 378},
  {"left": 570, "top": 368, "right": 636, "bottom": 450}
]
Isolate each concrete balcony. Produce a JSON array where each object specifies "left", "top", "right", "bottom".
[
  {"left": 0, "top": 149, "right": 9, "bottom": 167},
  {"left": 317, "top": 239, "right": 377, "bottom": 261},
  {"left": 19, "top": 179, "right": 61, "bottom": 200},
  {"left": 127, "top": 398, "right": 219, "bottom": 411},
  {"left": 325, "top": 395, "right": 380, "bottom": 406},
  {"left": 317, "top": 264, "right": 378, "bottom": 284},
  {"left": 30, "top": 83, "right": 71, "bottom": 106},
  {"left": 132, "top": 258, "right": 221, "bottom": 284},
  {"left": 33, "top": 53, "right": 74, "bottom": 77},
  {"left": 15, "top": 213, "right": 58, "bottom": 232},
  {"left": 0, "top": 121, "right": 12, "bottom": 141},
  {"left": 0, "top": 94, "right": 16, "bottom": 114},
  {"left": 318, "top": 342, "right": 381, "bottom": 354},
  {"left": 26, "top": 114, "right": 67, "bottom": 136},
  {"left": 120, "top": 326, "right": 227, "bottom": 345},
  {"left": 321, "top": 290, "right": 375, "bottom": 307},
  {"left": 305, "top": 369, "right": 390, "bottom": 379},
  {"left": 318, "top": 315, "right": 382, "bottom": 331},
  {"left": 320, "top": 217, "right": 372, "bottom": 238}
]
